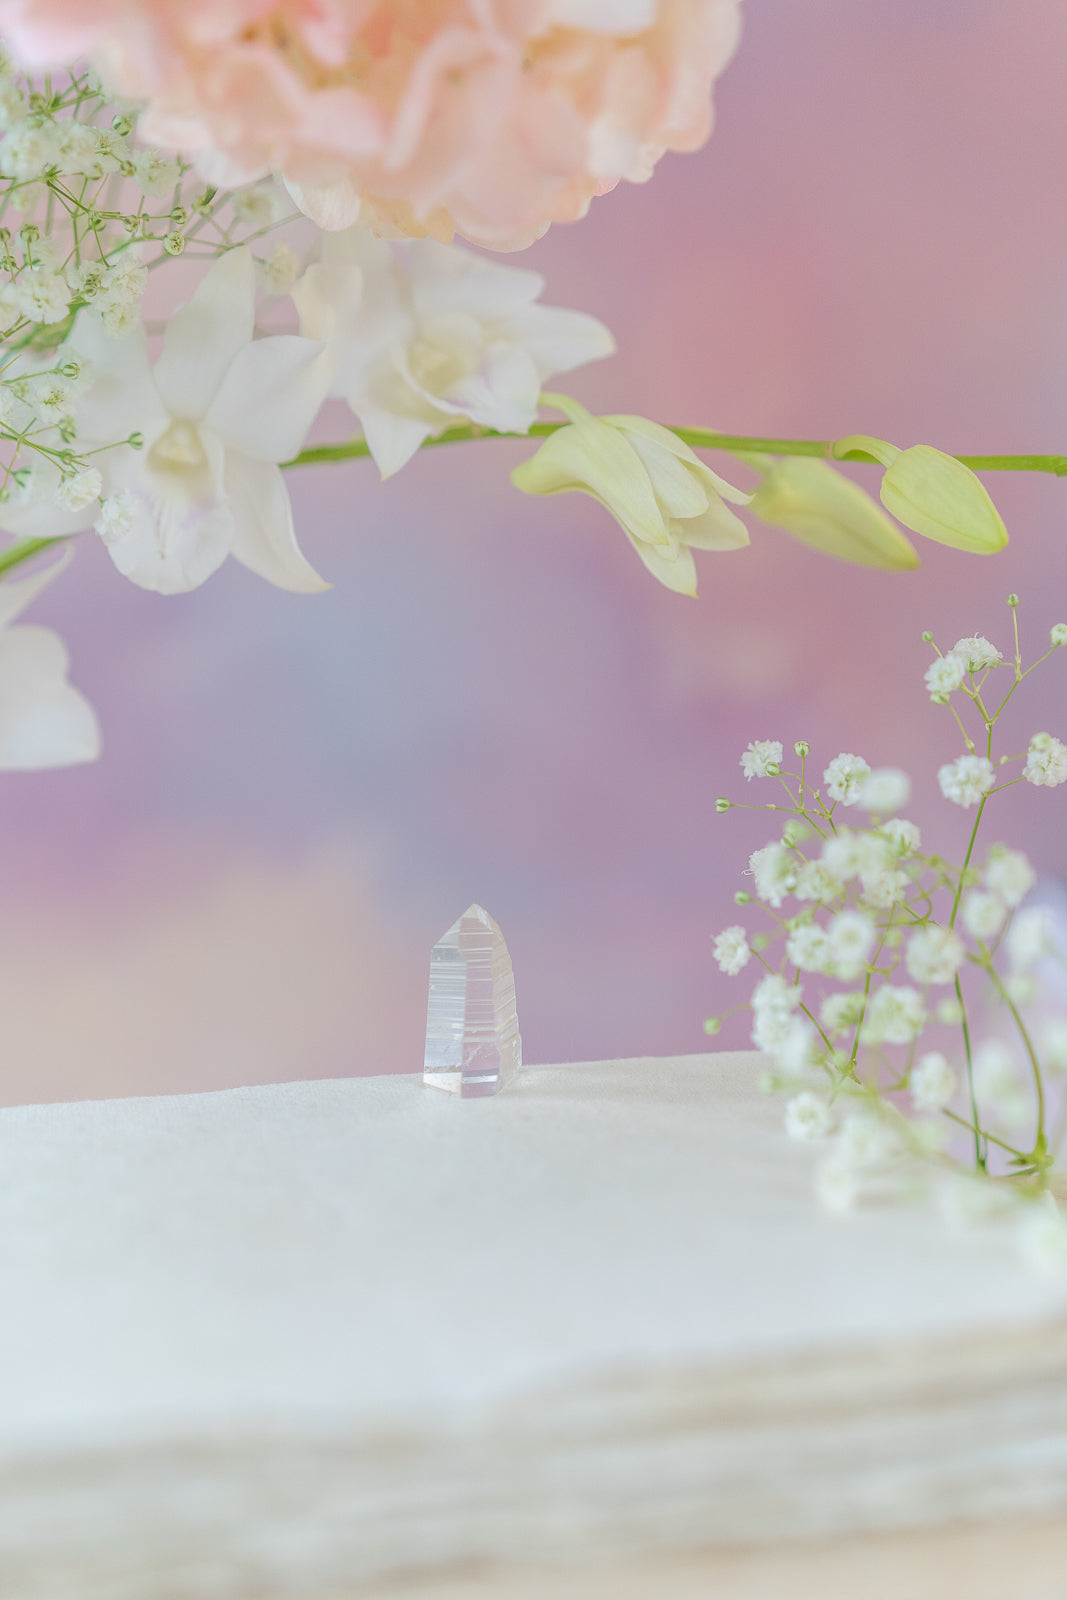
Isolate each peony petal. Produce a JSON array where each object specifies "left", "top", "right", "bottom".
[
  {"left": 153, "top": 248, "right": 256, "bottom": 421},
  {"left": 0, "top": 624, "right": 100, "bottom": 769},
  {"left": 206, "top": 334, "right": 333, "bottom": 463},
  {"left": 285, "top": 175, "right": 365, "bottom": 233},
  {"left": 225, "top": 454, "right": 330, "bottom": 593}
]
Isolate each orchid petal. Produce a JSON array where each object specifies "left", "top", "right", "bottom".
[
  {"left": 153, "top": 248, "right": 256, "bottom": 421},
  {"left": 625, "top": 534, "right": 699, "bottom": 596},
  {"left": 357, "top": 405, "right": 434, "bottom": 479},
  {"left": 0, "top": 549, "right": 72, "bottom": 629},
  {"left": 607, "top": 415, "right": 752, "bottom": 505},
  {"left": 102, "top": 484, "right": 233, "bottom": 594},
  {"left": 206, "top": 334, "right": 333, "bottom": 463},
  {"left": 66, "top": 313, "right": 165, "bottom": 442},
  {"left": 225, "top": 454, "right": 329, "bottom": 593},
  {"left": 505, "top": 304, "right": 616, "bottom": 377},
  {"left": 0, "top": 624, "right": 100, "bottom": 768}
]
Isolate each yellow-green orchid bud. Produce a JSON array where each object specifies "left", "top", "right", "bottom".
[
  {"left": 512, "top": 398, "right": 750, "bottom": 596},
  {"left": 832, "top": 436, "right": 1008, "bottom": 554},
  {"left": 748, "top": 457, "right": 918, "bottom": 571}
]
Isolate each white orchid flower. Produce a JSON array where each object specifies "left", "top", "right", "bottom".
[
  {"left": 64, "top": 246, "right": 333, "bottom": 595},
  {"left": 292, "top": 229, "right": 615, "bottom": 479},
  {"left": 0, "top": 553, "right": 99, "bottom": 769}
]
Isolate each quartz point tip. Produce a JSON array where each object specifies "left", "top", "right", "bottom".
[{"left": 424, "top": 903, "right": 521, "bottom": 1097}]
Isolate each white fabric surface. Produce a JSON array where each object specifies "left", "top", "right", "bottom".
[{"left": 1, "top": 1052, "right": 1066, "bottom": 1594}]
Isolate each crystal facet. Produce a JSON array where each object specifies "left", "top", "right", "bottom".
[{"left": 423, "top": 904, "right": 521, "bottom": 1097}]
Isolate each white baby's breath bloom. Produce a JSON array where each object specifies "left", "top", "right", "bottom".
[
  {"left": 786, "top": 923, "right": 832, "bottom": 973},
  {"left": 773, "top": 1015, "right": 816, "bottom": 1073},
  {"left": 823, "top": 752, "right": 871, "bottom": 806},
  {"left": 748, "top": 841, "right": 797, "bottom": 907},
  {"left": 16, "top": 268, "right": 70, "bottom": 325},
  {"left": 1006, "top": 907, "right": 1059, "bottom": 971},
  {"left": 974, "top": 1038, "right": 1024, "bottom": 1120},
  {"left": 859, "top": 865, "right": 908, "bottom": 911},
  {"left": 862, "top": 984, "right": 925, "bottom": 1044},
  {"left": 816, "top": 1159, "right": 862, "bottom": 1214},
  {"left": 925, "top": 654, "right": 965, "bottom": 698},
  {"left": 793, "top": 859, "right": 842, "bottom": 904},
  {"left": 132, "top": 148, "right": 181, "bottom": 198},
  {"left": 904, "top": 925, "right": 965, "bottom": 985},
  {"left": 819, "top": 990, "right": 864, "bottom": 1036},
  {"left": 880, "top": 817, "right": 921, "bottom": 857},
  {"left": 231, "top": 183, "right": 281, "bottom": 226},
  {"left": 1051, "top": 623, "right": 1067, "bottom": 648},
  {"left": 910, "top": 1051, "right": 956, "bottom": 1112},
  {"left": 0, "top": 120, "right": 61, "bottom": 180},
  {"left": 0, "top": 79, "right": 26, "bottom": 129},
  {"left": 54, "top": 468, "right": 101, "bottom": 512},
  {"left": 258, "top": 242, "right": 301, "bottom": 293},
  {"left": 1018, "top": 1203, "right": 1067, "bottom": 1279},
  {"left": 838, "top": 1112, "right": 907, "bottom": 1170},
  {"left": 826, "top": 909, "right": 876, "bottom": 979},
  {"left": 859, "top": 767, "right": 911, "bottom": 813},
  {"left": 1041, "top": 1018, "right": 1067, "bottom": 1072},
  {"left": 983, "top": 846, "right": 1036, "bottom": 907},
  {"left": 962, "top": 889, "right": 1007, "bottom": 941},
  {"left": 952, "top": 634, "right": 1002, "bottom": 673},
  {"left": 750, "top": 973, "right": 801, "bottom": 1053},
  {"left": 1023, "top": 732, "right": 1067, "bottom": 788},
  {"left": 740, "top": 739, "right": 782, "bottom": 780},
  {"left": 713, "top": 925, "right": 750, "bottom": 976},
  {"left": 785, "top": 1091, "right": 833, "bottom": 1141},
  {"left": 938, "top": 753, "right": 995, "bottom": 808},
  {"left": 94, "top": 491, "right": 138, "bottom": 545}
]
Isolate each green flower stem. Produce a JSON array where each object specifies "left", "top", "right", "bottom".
[
  {"left": 283, "top": 426, "right": 1067, "bottom": 475},
  {"left": 0, "top": 535, "right": 65, "bottom": 578},
  {"left": 954, "top": 974, "right": 985, "bottom": 1172},
  {"left": 949, "top": 794, "right": 988, "bottom": 930},
  {"left": 978, "top": 954, "right": 1047, "bottom": 1163}
]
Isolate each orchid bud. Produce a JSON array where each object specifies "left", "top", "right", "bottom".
[
  {"left": 748, "top": 456, "right": 918, "bottom": 570},
  {"left": 833, "top": 435, "right": 1007, "bottom": 554}
]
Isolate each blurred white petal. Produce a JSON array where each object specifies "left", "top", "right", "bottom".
[{"left": 0, "top": 624, "right": 99, "bottom": 769}]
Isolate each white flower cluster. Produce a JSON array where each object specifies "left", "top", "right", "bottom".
[
  {"left": 0, "top": 64, "right": 616, "bottom": 769},
  {"left": 711, "top": 615, "right": 1067, "bottom": 1270}
]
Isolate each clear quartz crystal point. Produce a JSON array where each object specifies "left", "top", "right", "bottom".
[{"left": 424, "top": 903, "right": 521, "bottom": 1097}]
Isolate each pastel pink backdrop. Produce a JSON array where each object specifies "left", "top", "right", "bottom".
[{"left": 3, "top": 0, "right": 1066, "bottom": 1104}]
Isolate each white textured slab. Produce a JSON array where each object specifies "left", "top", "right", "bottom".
[{"left": 0, "top": 1051, "right": 1063, "bottom": 1454}]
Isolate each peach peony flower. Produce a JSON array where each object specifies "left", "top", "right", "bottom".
[{"left": 0, "top": 0, "right": 743, "bottom": 248}]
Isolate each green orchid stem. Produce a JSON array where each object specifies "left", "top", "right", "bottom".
[
  {"left": 0, "top": 534, "right": 65, "bottom": 578},
  {"left": 283, "top": 426, "right": 1067, "bottom": 475}
]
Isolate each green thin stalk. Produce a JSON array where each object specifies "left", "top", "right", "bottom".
[{"left": 283, "top": 425, "right": 1067, "bottom": 475}]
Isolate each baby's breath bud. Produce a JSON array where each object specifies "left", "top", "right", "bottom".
[
  {"left": 163, "top": 232, "right": 185, "bottom": 256},
  {"left": 734, "top": 891, "right": 752, "bottom": 905},
  {"left": 170, "top": 206, "right": 188, "bottom": 228},
  {"left": 793, "top": 740, "right": 810, "bottom": 757},
  {"left": 751, "top": 933, "right": 769, "bottom": 952},
  {"left": 715, "top": 797, "right": 731, "bottom": 813},
  {"left": 884, "top": 928, "right": 903, "bottom": 948},
  {"left": 1051, "top": 623, "right": 1067, "bottom": 648},
  {"left": 781, "top": 827, "right": 797, "bottom": 847},
  {"left": 1007, "top": 593, "right": 1019, "bottom": 608},
  {"left": 58, "top": 361, "right": 79, "bottom": 380},
  {"left": 921, "top": 630, "right": 933, "bottom": 643},
  {"left": 85, "top": 210, "right": 105, "bottom": 232},
  {"left": 703, "top": 1017, "right": 722, "bottom": 1036},
  {"left": 127, "top": 431, "right": 144, "bottom": 449},
  {"left": 111, "top": 114, "right": 134, "bottom": 136},
  {"left": 18, "top": 222, "right": 39, "bottom": 243},
  {"left": 118, "top": 159, "right": 136, "bottom": 179}
]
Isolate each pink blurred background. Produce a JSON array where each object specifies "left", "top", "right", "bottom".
[{"left": 3, "top": 0, "right": 1067, "bottom": 1104}]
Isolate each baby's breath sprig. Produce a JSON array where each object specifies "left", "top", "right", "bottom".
[{"left": 710, "top": 598, "right": 1067, "bottom": 1271}]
